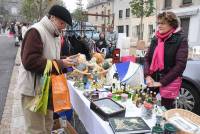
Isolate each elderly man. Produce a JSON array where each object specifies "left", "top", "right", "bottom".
[{"left": 17, "top": 5, "right": 79, "bottom": 134}]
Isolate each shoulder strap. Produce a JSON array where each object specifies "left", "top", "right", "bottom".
[
  {"left": 44, "top": 60, "right": 52, "bottom": 75},
  {"left": 52, "top": 60, "right": 60, "bottom": 74}
]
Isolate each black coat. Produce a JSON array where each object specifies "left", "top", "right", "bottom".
[
  {"left": 61, "top": 35, "right": 91, "bottom": 60},
  {"left": 95, "top": 39, "right": 107, "bottom": 52},
  {"left": 144, "top": 30, "right": 188, "bottom": 86}
]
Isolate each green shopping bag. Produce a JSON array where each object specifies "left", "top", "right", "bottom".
[
  {"left": 26, "top": 60, "right": 52, "bottom": 115},
  {"left": 37, "top": 74, "right": 51, "bottom": 114}
]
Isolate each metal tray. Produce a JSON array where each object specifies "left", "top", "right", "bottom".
[{"left": 90, "top": 98, "right": 126, "bottom": 121}]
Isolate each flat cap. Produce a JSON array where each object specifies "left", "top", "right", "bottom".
[{"left": 49, "top": 5, "right": 72, "bottom": 26}]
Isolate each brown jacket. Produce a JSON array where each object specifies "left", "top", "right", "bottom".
[
  {"left": 18, "top": 16, "right": 64, "bottom": 96},
  {"left": 21, "top": 29, "right": 64, "bottom": 74}
]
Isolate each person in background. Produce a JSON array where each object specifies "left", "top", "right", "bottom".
[
  {"left": 2, "top": 21, "right": 7, "bottom": 33},
  {"left": 17, "top": 5, "right": 79, "bottom": 134},
  {"left": 14, "top": 22, "right": 19, "bottom": 36},
  {"left": 144, "top": 11, "right": 188, "bottom": 110},
  {"left": 9, "top": 22, "right": 15, "bottom": 35},
  {"left": 95, "top": 32, "right": 107, "bottom": 54},
  {"left": 14, "top": 22, "right": 22, "bottom": 46},
  {"left": 106, "top": 26, "right": 118, "bottom": 58},
  {"left": 60, "top": 31, "right": 73, "bottom": 57},
  {"left": 21, "top": 22, "right": 28, "bottom": 40}
]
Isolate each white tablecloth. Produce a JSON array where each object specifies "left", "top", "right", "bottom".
[{"left": 68, "top": 81, "right": 156, "bottom": 134}]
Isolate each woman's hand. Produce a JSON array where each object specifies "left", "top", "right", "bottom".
[
  {"left": 152, "top": 82, "right": 162, "bottom": 87},
  {"left": 145, "top": 76, "right": 154, "bottom": 87}
]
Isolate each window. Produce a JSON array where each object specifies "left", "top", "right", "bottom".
[
  {"left": 136, "top": 24, "right": 144, "bottom": 40},
  {"left": 148, "top": 25, "right": 154, "bottom": 41},
  {"left": 119, "top": 10, "right": 123, "bottom": 19},
  {"left": 136, "top": 25, "right": 140, "bottom": 39},
  {"left": 132, "top": 26, "right": 137, "bottom": 37},
  {"left": 108, "top": 10, "right": 110, "bottom": 15},
  {"left": 96, "top": 12, "right": 98, "bottom": 21},
  {"left": 118, "top": 26, "right": 124, "bottom": 33},
  {"left": 102, "top": 24, "right": 105, "bottom": 32},
  {"left": 164, "top": 0, "right": 172, "bottom": 9},
  {"left": 126, "top": 8, "right": 130, "bottom": 18},
  {"left": 102, "top": 11, "right": 104, "bottom": 20},
  {"left": 126, "top": 25, "right": 129, "bottom": 37},
  {"left": 108, "top": 10, "right": 110, "bottom": 24},
  {"left": 183, "top": 0, "right": 192, "bottom": 4}
]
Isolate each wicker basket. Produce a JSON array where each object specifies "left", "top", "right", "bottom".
[{"left": 164, "top": 109, "right": 200, "bottom": 134}]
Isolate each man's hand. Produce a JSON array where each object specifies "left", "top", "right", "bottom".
[
  {"left": 62, "top": 54, "right": 80, "bottom": 67},
  {"left": 68, "top": 53, "right": 80, "bottom": 60}
]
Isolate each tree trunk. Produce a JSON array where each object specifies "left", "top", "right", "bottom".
[
  {"left": 38, "top": 0, "right": 42, "bottom": 20},
  {"left": 140, "top": 0, "right": 144, "bottom": 40},
  {"left": 140, "top": 16, "right": 143, "bottom": 40},
  {"left": 80, "top": 21, "right": 83, "bottom": 37}
]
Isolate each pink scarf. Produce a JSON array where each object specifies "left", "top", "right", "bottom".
[{"left": 150, "top": 29, "right": 175, "bottom": 73}]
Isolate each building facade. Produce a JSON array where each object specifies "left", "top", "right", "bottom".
[
  {"left": 87, "top": 0, "right": 157, "bottom": 46},
  {"left": 114, "top": 0, "right": 156, "bottom": 46},
  {"left": 87, "top": 0, "right": 114, "bottom": 32},
  {"left": 157, "top": 0, "right": 200, "bottom": 46}
]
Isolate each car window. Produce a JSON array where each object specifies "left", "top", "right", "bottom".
[{"left": 188, "top": 46, "right": 200, "bottom": 61}]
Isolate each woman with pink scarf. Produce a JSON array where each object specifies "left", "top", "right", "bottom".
[{"left": 144, "top": 12, "right": 188, "bottom": 109}]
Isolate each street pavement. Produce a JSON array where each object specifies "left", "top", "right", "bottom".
[
  {"left": 0, "top": 34, "right": 17, "bottom": 122},
  {"left": 0, "top": 32, "right": 23, "bottom": 134}
]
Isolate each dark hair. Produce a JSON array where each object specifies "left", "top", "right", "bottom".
[
  {"left": 99, "top": 32, "right": 105, "bottom": 38},
  {"left": 157, "top": 11, "right": 178, "bottom": 28}
]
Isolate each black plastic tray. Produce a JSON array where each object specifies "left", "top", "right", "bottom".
[{"left": 90, "top": 98, "right": 126, "bottom": 121}]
